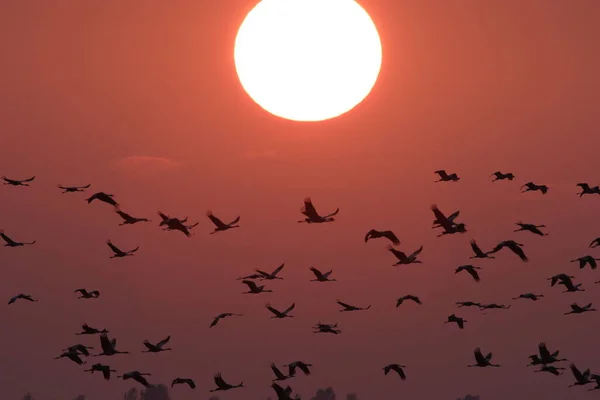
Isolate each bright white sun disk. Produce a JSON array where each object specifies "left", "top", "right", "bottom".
[{"left": 234, "top": 0, "right": 383, "bottom": 122}]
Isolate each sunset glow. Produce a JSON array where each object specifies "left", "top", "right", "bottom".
[{"left": 234, "top": 0, "right": 383, "bottom": 122}]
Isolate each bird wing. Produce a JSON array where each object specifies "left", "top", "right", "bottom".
[
  {"left": 364, "top": 230, "right": 375, "bottom": 242},
  {"left": 214, "top": 373, "right": 228, "bottom": 388},
  {"left": 538, "top": 343, "right": 552, "bottom": 359},
  {"left": 22, "top": 176, "right": 35, "bottom": 182},
  {"left": 297, "top": 363, "right": 311, "bottom": 374},
  {"left": 266, "top": 304, "right": 281, "bottom": 316},
  {"left": 271, "top": 263, "right": 284, "bottom": 275},
  {"left": 387, "top": 246, "right": 406, "bottom": 260},
  {"left": 142, "top": 341, "right": 155, "bottom": 350},
  {"left": 474, "top": 348, "right": 485, "bottom": 364},
  {"left": 242, "top": 280, "right": 259, "bottom": 291},
  {"left": 186, "top": 379, "right": 196, "bottom": 389},
  {"left": 0, "top": 232, "right": 16, "bottom": 245},
  {"left": 434, "top": 170, "right": 447, "bottom": 178},
  {"left": 283, "top": 303, "right": 295, "bottom": 314},
  {"left": 156, "top": 336, "right": 170, "bottom": 348},
  {"left": 228, "top": 216, "right": 241, "bottom": 225},
  {"left": 570, "top": 364, "right": 584, "bottom": 380},
  {"left": 470, "top": 240, "right": 484, "bottom": 256},
  {"left": 409, "top": 245, "right": 424, "bottom": 259},
  {"left": 271, "top": 363, "right": 284, "bottom": 378},
  {"left": 309, "top": 267, "right": 324, "bottom": 279},
  {"left": 116, "top": 210, "right": 133, "bottom": 220},
  {"left": 209, "top": 316, "right": 220, "bottom": 327},
  {"left": 383, "top": 231, "right": 400, "bottom": 245},
  {"left": 301, "top": 197, "right": 320, "bottom": 219},
  {"left": 337, "top": 300, "right": 353, "bottom": 309},
  {"left": 106, "top": 241, "right": 121, "bottom": 254},
  {"left": 323, "top": 208, "right": 339, "bottom": 218},
  {"left": 100, "top": 334, "right": 112, "bottom": 352},
  {"left": 508, "top": 243, "right": 528, "bottom": 262},
  {"left": 207, "top": 211, "right": 227, "bottom": 228},
  {"left": 127, "top": 246, "right": 140, "bottom": 253},
  {"left": 157, "top": 212, "right": 170, "bottom": 221},
  {"left": 467, "top": 268, "right": 480, "bottom": 282},
  {"left": 272, "top": 383, "right": 285, "bottom": 396},
  {"left": 430, "top": 205, "right": 448, "bottom": 224}
]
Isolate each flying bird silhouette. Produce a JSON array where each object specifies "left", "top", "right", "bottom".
[
  {"left": 298, "top": 197, "right": 339, "bottom": 223},
  {"left": 490, "top": 171, "right": 515, "bottom": 181},
  {"left": 209, "top": 373, "right": 244, "bottom": 392},
  {"left": 2, "top": 175, "right": 35, "bottom": 186},
  {"left": 171, "top": 378, "right": 196, "bottom": 389},
  {"left": 8, "top": 294, "right": 37, "bottom": 304},
  {"left": 0, "top": 230, "right": 36, "bottom": 247},
  {"left": 58, "top": 183, "right": 90, "bottom": 193},
  {"left": 309, "top": 266, "right": 336, "bottom": 282},
  {"left": 364, "top": 229, "right": 400, "bottom": 245},
  {"left": 383, "top": 364, "right": 407, "bottom": 379},
  {"left": 106, "top": 240, "right": 139, "bottom": 258},
  {"left": 207, "top": 210, "right": 240, "bottom": 233},
  {"left": 337, "top": 300, "right": 371, "bottom": 312},
  {"left": 434, "top": 170, "right": 460, "bottom": 182},
  {"left": 521, "top": 182, "right": 548, "bottom": 194},
  {"left": 468, "top": 347, "right": 500, "bottom": 367},
  {"left": 209, "top": 313, "right": 243, "bottom": 328},
  {"left": 86, "top": 192, "right": 118, "bottom": 206},
  {"left": 455, "top": 265, "right": 481, "bottom": 282}
]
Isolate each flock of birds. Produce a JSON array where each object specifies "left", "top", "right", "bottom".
[{"left": 3, "top": 170, "right": 600, "bottom": 399}]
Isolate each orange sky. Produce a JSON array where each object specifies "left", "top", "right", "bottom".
[{"left": 1, "top": 1, "right": 600, "bottom": 399}]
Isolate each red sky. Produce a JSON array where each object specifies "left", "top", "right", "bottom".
[{"left": 1, "top": 1, "right": 599, "bottom": 399}]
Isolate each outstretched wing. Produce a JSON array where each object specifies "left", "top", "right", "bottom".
[
  {"left": 22, "top": 176, "right": 35, "bottom": 182},
  {"left": 127, "top": 246, "right": 140, "bottom": 254},
  {"left": 116, "top": 210, "right": 133, "bottom": 220},
  {"left": 265, "top": 304, "right": 280, "bottom": 316},
  {"left": 474, "top": 348, "right": 485, "bottom": 364},
  {"left": 228, "top": 216, "right": 241, "bottom": 225},
  {"left": 430, "top": 205, "right": 448, "bottom": 225},
  {"left": 156, "top": 336, "right": 170, "bottom": 348},
  {"left": 214, "top": 373, "right": 228, "bottom": 388},
  {"left": 538, "top": 342, "right": 551, "bottom": 360},
  {"left": 467, "top": 268, "right": 480, "bottom": 282},
  {"left": 207, "top": 211, "right": 227, "bottom": 229},
  {"left": 157, "top": 212, "right": 170, "bottom": 221},
  {"left": 309, "top": 267, "right": 324, "bottom": 279},
  {"left": 337, "top": 300, "right": 353, "bottom": 309},
  {"left": 387, "top": 245, "right": 407, "bottom": 260},
  {"left": 301, "top": 197, "right": 320, "bottom": 219},
  {"left": 409, "top": 245, "right": 424, "bottom": 259},
  {"left": 323, "top": 208, "right": 339, "bottom": 218},
  {"left": 470, "top": 240, "right": 484, "bottom": 256},
  {"left": 106, "top": 240, "right": 121, "bottom": 254},
  {"left": 283, "top": 303, "right": 296, "bottom": 314},
  {"left": 242, "top": 280, "right": 259, "bottom": 291},
  {"left": 383, "top": 231, "right": 400, "bottom": 245},
  {"left": 271, "top": 263, "right": 284, "bottom": 275}
]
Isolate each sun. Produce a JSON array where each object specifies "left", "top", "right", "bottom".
[{"left": 234, "top": 0, "right": 382, "bottom": 122}]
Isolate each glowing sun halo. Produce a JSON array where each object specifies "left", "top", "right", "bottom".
[{"left": 234, "top": 0, "right": 383, "bottom": 122}]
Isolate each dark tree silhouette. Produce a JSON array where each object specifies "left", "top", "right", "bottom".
[
  {"left": 140, "top": 384, "right": 171, "bottom": 400},
  {"left": 312, "top": 387, "right": 336, "bottom": 400},
  {"left": 457, "top": 396, "right": 480, "bottom": 400},
  {"left": 21, "top": 394, "right": 34, "bottom": 400},
  {"left": 72, "top": 396, "right": 86, "bottom": 400},
  {"left": 346, "top": 393, "right": 358, "bottom": 400},
  {"left": 124, "top": 388, "right": 138, "bottom": 400}
]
